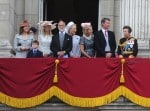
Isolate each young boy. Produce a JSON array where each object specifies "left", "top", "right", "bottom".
[{"left": 27, "top": 40, "right": 43, "bottom": 58}]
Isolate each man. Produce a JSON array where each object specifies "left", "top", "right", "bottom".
[
  {"left": 94, "top": 18, "right": 116, "bottom": 58},
  {"left": 50, "top": 20, "right": 72, "bottom": 58}
]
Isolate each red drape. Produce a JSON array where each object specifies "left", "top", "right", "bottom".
[
  {"left": 0, "top": 58, "right": 150, "bottom": 108},
  {"left": 0, "top": 58, "right": 55, "bottom": 98},
  {"left": 124, "top": 58, "right": 150, "bottom": 97},
  {"left": 55, "top": 58, "right": 121, "bottom": 97}
]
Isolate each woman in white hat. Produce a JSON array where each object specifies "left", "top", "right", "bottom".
[
  {"left": 38, "top": 21, "right": 56, "bottom": 57},
  {"left": 79, "top": 22, "right": 95, "bottom": 58},
  {"left": 66, "top": 21, "right": 81, "bottom": 58},
  {"left": 14, "top": 20, "right": 34, "bottom": 58}
]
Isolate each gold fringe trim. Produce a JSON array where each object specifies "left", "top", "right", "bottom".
[
  {"left": 0, "top": 86, "right": 121, "bottom": 108},
  {"left": 121, "top": 86, "right": 150, "bottom": 107},
  {"left": 53, "top": 86, "right": 121, "bottom": 107},
  {"left": 0, "top": 87, "right": 54, "bottom": 108},
  {"left": 1, "top": 86, "right": 150, "bottom": 108}
]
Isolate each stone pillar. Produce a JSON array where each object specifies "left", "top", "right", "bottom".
[
  {"left": 39, "top": 0, "right": 43, "bottom": 21},
  {"left": 24, "top": 0, "right": 39, "bottom": 27},
  {"left": 0, "top": 0, "right": 14, "bottom": 57},
  {"left": 114, "top": 0, "right": 121, "bottom": 42},
  {"left": 98, "top": 0, "right": 115, "bottom": 31},
  {"left": 98, "top": 0, "right": 121, "bottom": 47},
  {"left": 15, "top": 0, "right": 25, "bottom": 34},
  {"left": 120, "top": 0, "right": 150, "bottom": 57},
  {"left": 120, "top": 0, "right": 150, "bottom": 39}
]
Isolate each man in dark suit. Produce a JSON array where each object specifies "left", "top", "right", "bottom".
[
  {"left": 27, "top": 40, "right": 43, "bottom": 58},
  {"left": 50, "top": 20, "right": 72, "bottom": 58},
  {"left": 94, "top": 18, "right": 116, "bottom": 58}
]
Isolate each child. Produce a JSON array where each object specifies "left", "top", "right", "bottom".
[{"left": 27, "top": 40, "right": 43, "bottom": 58}]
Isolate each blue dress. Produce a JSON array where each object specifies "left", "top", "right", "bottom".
[
  {"left": 14, "top": 34, "right": 34, "bottom": 58},
  {"left": 79, "top": 36, "right": 95, "bottom": 57}
]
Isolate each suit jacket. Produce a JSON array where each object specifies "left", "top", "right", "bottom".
[
  {"left": 50, "top": 33, "right": 72, "bottom": 57},
  {"left": 27, "top": 49, "right": 43, "bottom": 58},
  {"left": 94, "top": 30, "right": 116, "bottom": 57}
]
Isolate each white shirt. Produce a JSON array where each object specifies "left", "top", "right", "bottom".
[
  {"left": 38, "top": 34, "right": 52, "bottom": 55},
  {"left": 59, "top": 31, "right": 65, "bottom": 37},
  {"left": 102, "top": 28, "right": 111, "bottom": 52}
]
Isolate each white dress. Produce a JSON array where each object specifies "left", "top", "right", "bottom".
[
  {"left": 70, "top": 35, "right": 81, "bottom": 57},
  {"left": 14, "top": 34, "right": 34, "bottom": 58},
  {"left": 38, "top": 34, "right": 52, "bottom": 55}
]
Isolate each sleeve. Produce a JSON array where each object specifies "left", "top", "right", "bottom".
[
  {"left": 13, "top": 34, "right": 21, "bottom": 52},
  {"left": 29, "top": 36, "right": 34, "bottom": 50},
  {"left": 40, "top": 51, "right": 43, "bottom": 58},
  {"left": 111, "top": 32, "right": 117, "bottom": 53},
  {"left": 64, "top": 36, "right": 72, "bottom": 54},
  {"left": 117, "top": 39, "right": 122, "bottom": 55},
  {"left": 38, "top": 35, "right": 42, "bottom": 50},
  {"left": 50, "top": 35, "right": 58, "bottom": 56},
  {"left": 133, "top": 39, "right": 138, "bottom": 57},
  {"left": 93, "top": 32, "right": 105, "bottom": 57},
  {"left": 79, "top": 37, "right": 84, "bottom": 45}
]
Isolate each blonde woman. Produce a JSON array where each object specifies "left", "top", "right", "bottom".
[
  {"left": 79, "top": 23, "right": 95, "bottom": 58},
  {"left": 38, "top": 21, "right": 56, "bottom": 57}
]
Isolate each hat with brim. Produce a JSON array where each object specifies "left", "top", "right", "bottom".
[
  {"left": 65, "top": 21, "right": 75, "bottom": 34},
  {"left": 81, "top": 22, "right": 91, "bottom": 28},
  {"left": 38, "top": 21, "right": 57, "bottom": 30}
]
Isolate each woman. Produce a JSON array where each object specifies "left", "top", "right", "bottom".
[
  {"left": 65, "top": 21, "right": 81, "bottom": 58},
  {"left": 38, "top": 21, "right": 56, "bottom": 57},
  {"left": 117, "top": 26, "right": 138, "bottom": 58},
  {"left": 79, "top": 22, "right": 95, "bottom": 58},
  {"left": 14, "top": 20, "right": 34, "bottom": 58}
]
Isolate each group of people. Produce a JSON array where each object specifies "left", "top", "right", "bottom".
[{"left": 13, "top": 18, "right": 138, "bottom": 58}]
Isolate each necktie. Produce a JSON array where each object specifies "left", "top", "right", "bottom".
[
  {"left": 105, "top": 30, "right": 108, "bottom": 37},
  {"left": 33, "top": 49, "right": 37, "bottom": 56},
  {"left": 59, "top": 32, "right": 64, "bottom": 50}
]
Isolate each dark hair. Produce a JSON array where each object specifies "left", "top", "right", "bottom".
[
  {"left": 32, "top": 40, "right": 39, "bottom": 45},
  {"left": 19, "top": 26, "right": 29, "bottom": 35},
  {"left": 30, "top": 27, "right": 37, "bottom": 34},
  {"left": 123, "top": 26, "right": 132, "bottom": 33},
  {"left": 101, "top": 18, "right": 110, "bottom": 25},
  {"left": 58, "top": 19, "right": 66, "bottom": 25}
]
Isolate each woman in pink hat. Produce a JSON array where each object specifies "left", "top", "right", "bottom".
[{"left": 13, "top": 20, "right": 34, "bottom": 58}]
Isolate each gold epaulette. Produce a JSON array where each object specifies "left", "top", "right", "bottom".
[{"left": 129, "top": 36, "right": 136, "bottom": 40}]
